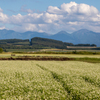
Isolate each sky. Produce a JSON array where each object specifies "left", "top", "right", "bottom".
[{"left": 0, "top": 0, "right": 100, "bottom": 34}]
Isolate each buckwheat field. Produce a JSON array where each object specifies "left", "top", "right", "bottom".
[{"left": 0, "top": 60, "right": 100, "bottom": 99}]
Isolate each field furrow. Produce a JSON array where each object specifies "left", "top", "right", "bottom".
[
  {"left": 0, "top": 61, "right": 68, "bottom": 99},
  {"left": 0, "top": 61, "right": 100, "bottom": 99},
  {"left": 36, "top": 61, "right": 100, "bottom": 99},
  {"left": 81, "top": 75, "right": 100, "bottom": 87}
]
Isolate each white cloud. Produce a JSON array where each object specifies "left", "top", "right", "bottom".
[
  {"left": 61, "top": 2, "right": 77, "bottom": 13},
  {"left": 0, "top": 2, "right": 100, "bottom": 33},
  {"left": 51, "top": 2, "right": 99, "bottom": 16},
  {"left": 47, "top": 6, "right": 62, "bottom": 14},
  {"left": 9, "top": 14, "right": 23, "bottom": 25},
  {"left": 0, "top": 8, "right": 8, "bottom": 23}
]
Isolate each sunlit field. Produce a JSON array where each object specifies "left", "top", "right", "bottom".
[
  {"left": 0, "top": 53, "right": 100, "bottom": 58},
  {"left": 0, "top": 61, "right": 100, "bottom": 99}
]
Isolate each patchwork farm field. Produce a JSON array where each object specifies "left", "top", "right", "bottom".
[{"left": 0, "top": 60, "right": 100, "bottom": 99}]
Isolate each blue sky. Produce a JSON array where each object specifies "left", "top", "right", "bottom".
[
  {"left": 0, "top": 0, "right": 100, "bottom": 34},
  {"left": 1, "top": 0, "right": 100, "bottom": 15}
]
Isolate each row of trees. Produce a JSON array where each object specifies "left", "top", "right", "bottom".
[{"left": 74, "top": 44, "right": 96, "bottom": 47}]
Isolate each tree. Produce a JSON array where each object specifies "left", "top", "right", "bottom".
[
  {"left": 91, "top": 44, "right": 97, "bottom": 47},
  {"left": 0, "top": 48, "right": 3, "bottom": 53}
]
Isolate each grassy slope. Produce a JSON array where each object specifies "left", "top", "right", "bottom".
[{"left": 0, "top": 61, "right": 100, "bottom": 99}]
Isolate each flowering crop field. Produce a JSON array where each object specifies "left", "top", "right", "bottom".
[{"left": 0, "top": 61, "right": 100, "bottom": 99}]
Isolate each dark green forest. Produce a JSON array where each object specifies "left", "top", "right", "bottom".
[{"left": 0, "top": 37, "right": 98, "bottom": 51}]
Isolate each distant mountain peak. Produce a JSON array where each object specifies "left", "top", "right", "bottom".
[
  {"left": 57, "top": 31, "right": 68, "bottom": 34},
  {"left": 72, "top": 29, "right": 95, "bottom": 35},
  {"left": 75, "top": 29, "right": 99, "bottom": 34},
  {"left": 75, "top": 29, "right": 91, "bottom": 33}
]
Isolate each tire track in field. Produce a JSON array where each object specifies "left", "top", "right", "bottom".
[
  {"left": 81, "top": 75, "right": 100, "bottom": 88},
  {"left": 36, "top": 64, "right": 82, "bottom": 100}
]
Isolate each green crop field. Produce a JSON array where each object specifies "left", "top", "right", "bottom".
[
  {"left": 0, "top": 60, "right": 100, "bottom": 99},
  {"left": 1, "top": 53, "right": 100, "bottom": 58}
]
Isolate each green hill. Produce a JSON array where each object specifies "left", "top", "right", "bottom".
[{"left": 31, "top": 37, "right": 69, "bottom": 49}]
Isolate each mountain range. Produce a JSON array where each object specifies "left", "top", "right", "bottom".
[{"left": 0, "top": 29, "right": 100, "bottom": 47}]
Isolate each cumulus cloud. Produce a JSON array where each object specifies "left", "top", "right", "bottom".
[
  {"left": 48, "top": 2, "right": 99, "bottom": 16},
  {"left": 1, "top": 2, "right": 100, "bottom": 33},
  {"left": 0, "top": 8, "right": 8, "bottom": 23}
]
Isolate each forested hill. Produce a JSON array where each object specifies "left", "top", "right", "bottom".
[
  {"left": 0, "top": 37, "right": 97, "bottom": 50},
  {"left": 0, "top": 37, "right": 74, "bottom": 49},
  {"left": 31, "top": 37, "right": 74, "bottom": 49}
]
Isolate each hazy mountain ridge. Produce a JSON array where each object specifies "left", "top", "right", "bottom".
[{"left": 0, "top": 29, "right": 100, "bottom": 46}]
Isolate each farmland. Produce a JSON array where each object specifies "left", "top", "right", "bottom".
[
  {"left": 1, "top": 52, "right": 100, "bottom": 58},
  {"left": 0, "top": 58, "right": 100, "bottom": 99}
]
